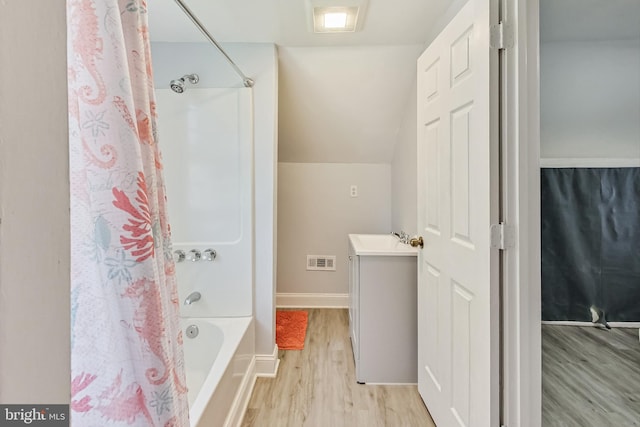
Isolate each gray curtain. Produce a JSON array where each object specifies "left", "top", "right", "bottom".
[{"left": 541, "top": 168, "right": 640, "bottom": 322}]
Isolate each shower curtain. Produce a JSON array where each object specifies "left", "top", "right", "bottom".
[{"left": 67, "top": 0, "right": 189, "bottom": 425}]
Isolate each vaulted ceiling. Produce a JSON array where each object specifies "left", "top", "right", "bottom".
[
  {"left": 148, "top": 0, "right": 457, "bottom": 163},
  {"left": 148, "top": 0, "right": 453, "bottom": 46}
]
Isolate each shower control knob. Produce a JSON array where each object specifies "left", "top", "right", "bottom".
[
  {"left": 203, "top": 249, "right": 217, "bottom": 261},
  {"left": 173, "top": 250, "right": 186, "bottom": 263},
  {"left": 187, "top": 249, "right": 201, "bottom": 262}
]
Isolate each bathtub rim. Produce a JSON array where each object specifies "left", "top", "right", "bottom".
[{"left": 182, "top": 316, "right": 253, "bottom": 426}]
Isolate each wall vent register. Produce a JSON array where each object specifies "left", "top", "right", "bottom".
[{"left": 307, "top": 255, "right": 336, "bottom": 271}]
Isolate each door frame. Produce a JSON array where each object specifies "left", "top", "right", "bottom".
[{"left": 503, "top": 0, "right": 542, "bottom": 425}]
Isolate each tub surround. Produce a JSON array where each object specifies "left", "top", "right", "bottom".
[
  {"left": 157, "top": 88, "right": 254, "bottom": 318},
  {"left": 155, "top": 84, "right": 261, "bottom": 426},
  {"left": 151, "top": 42, "right": 279, "bottom": 359}
]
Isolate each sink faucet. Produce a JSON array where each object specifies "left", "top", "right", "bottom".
[
  {"left": 184, "top": 291, "right": 201, "bottom": 305},
  {"left": 391, "top": 231, "right": 410, "bottom": 244}
]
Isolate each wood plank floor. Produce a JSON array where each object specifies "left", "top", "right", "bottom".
[
  {"left": 542, "top": 325, "right": 640, "bottom": 426},
  {"left": 241, "top": 309, "right": 435, "bottom": 427}
]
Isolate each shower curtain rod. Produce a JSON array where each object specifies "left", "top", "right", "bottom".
[{"left": 173, "top": 0, "right": 255, "bottom": 88}]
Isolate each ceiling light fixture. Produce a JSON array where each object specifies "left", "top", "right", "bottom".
[
  {"left": 324, "top": 12, "right": 348, "bottom": 29},
  {"left": 313, "top": 6, "right": 360, "bottom": 33}
]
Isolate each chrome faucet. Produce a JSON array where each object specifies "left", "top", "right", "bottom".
[
  {"left": 391, "top": 231, "right": 410, "bottom": 244},
  {"left": 184, "top": 291, "right": 201, "bottom": 305}
]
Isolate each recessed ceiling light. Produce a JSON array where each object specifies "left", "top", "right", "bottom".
[
  {"left": 324, "top": 12, "right": 348, "bottom": 29},
  {"left": 313, "top": 7, "right": 359, "bottom": 33}
]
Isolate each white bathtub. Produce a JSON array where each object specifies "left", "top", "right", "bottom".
[{"left": 181, "top": 317, "right": 255, "bottom": 427}]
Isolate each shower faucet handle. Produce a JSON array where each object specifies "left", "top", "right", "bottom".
[
  {"left": 187, "top": 249, "right": 201, "bottom": 262},
  {"left": 173, "top": 250, "right": 186, "bottom": 263},
  {"left": 203, "top": 248, "right": 217, "bottom": 261}
]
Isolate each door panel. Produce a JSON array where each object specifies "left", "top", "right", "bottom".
[
  {"left": 451, "top": 103, "right": 473, "bottom": 246},
  {"left": 451, "top": 281, "right": 472, "bottom": 426},
  {"left": 424, "top": 263, "right": 441, "bottom": 389},
  {"left": 425, "top": 121, "right": 441, "bottom": 235},
  {"left": 416, "top": 0, "right": 499, "bottom": 425}
]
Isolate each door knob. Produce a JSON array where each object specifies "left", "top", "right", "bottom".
[{"left": 409, "top": 236, "right": 424, "bottom": 248}]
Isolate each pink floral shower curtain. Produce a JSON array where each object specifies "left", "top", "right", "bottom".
[{"left": 67, "top": 0, "right": 189, "bottom": 425}]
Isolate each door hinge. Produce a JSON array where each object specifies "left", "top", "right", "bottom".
[
  {"left": 490, "top": 222, "right": 515, "bottom": 250},
  {"left": 490, "top": 21, "right": 513, "bottom": 50}
]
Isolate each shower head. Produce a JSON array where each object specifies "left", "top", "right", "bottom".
[
  {"left": 170, "top": 73, "right": 199, "bottom": 93},
  {"left": 170, "top": 79, "right": 185, "bottom": 93}
]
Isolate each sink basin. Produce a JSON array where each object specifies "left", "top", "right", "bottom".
[{"left": 348, "top": 234, "right": 418, "bottom": 256}]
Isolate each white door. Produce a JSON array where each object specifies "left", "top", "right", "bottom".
[{"left": 415, "top": 0, "right": 499, "bottom": 425}]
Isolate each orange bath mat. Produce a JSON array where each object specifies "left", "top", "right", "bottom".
[{"left": 276, "top": 310, "right": 309, "bottom": 350}]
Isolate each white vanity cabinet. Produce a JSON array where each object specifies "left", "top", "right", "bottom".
[{"left": 348, "top": 234, "right": 418, "bottom": 384}]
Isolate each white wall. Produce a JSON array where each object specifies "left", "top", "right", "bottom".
[
  {"left": 151, "top": 43, "right": 278, "bottom": 355},
  {"left": 423, "top": 0, "right": 470, "bottom": 48},
  {"left": 277, "top": 163, "right": 391, "bottom": 295},
  {"left": 0, "top": 0, "right": 70, "bottom": 403},
  {"left": 541, "top": 39, "right": 640, "bottom": 159},
  {"left": 278, "top": 45, "right": 423, "bottom": 164},
  {"left": 387, "top": 0, "right": 471, "bottom": 246},
  {"left": 391, "top": 78, "right": 418, "bottom": 236}
]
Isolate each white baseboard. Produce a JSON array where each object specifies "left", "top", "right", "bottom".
[
  {"left": 254, "top": 344, "right": 280, "bottom": 378},
  {"left": 230, "top": 346, "right": 281, "bottom": 426},
  {"left": 542, "top": 320, "right": 640, "bottom": 328},
  {"left": 608, "top": 322, "right": 640, "bottom": 328},
  {"left": 225, "top": 357, "right": 256, "bottom": 427},
  {"left": 276, "top": 292, "right": 348, "bottom": 308}
]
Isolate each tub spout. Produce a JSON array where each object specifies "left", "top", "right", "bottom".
[{"left": 184, "top": 291, "right": 202, "bottom": 305}]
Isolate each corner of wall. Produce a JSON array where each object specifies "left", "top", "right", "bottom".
[
  {"left": 253, "top": 42, "right": 279, "bottom": 356},
  {"left": 0, "top": 0, "right": 70, "bottom": 403},
  {"left": 390, "top": 78, "right": 418, "bottom": 236},
  {"left": 254, "top": 344, "right": 280, "bottom": 378}
]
